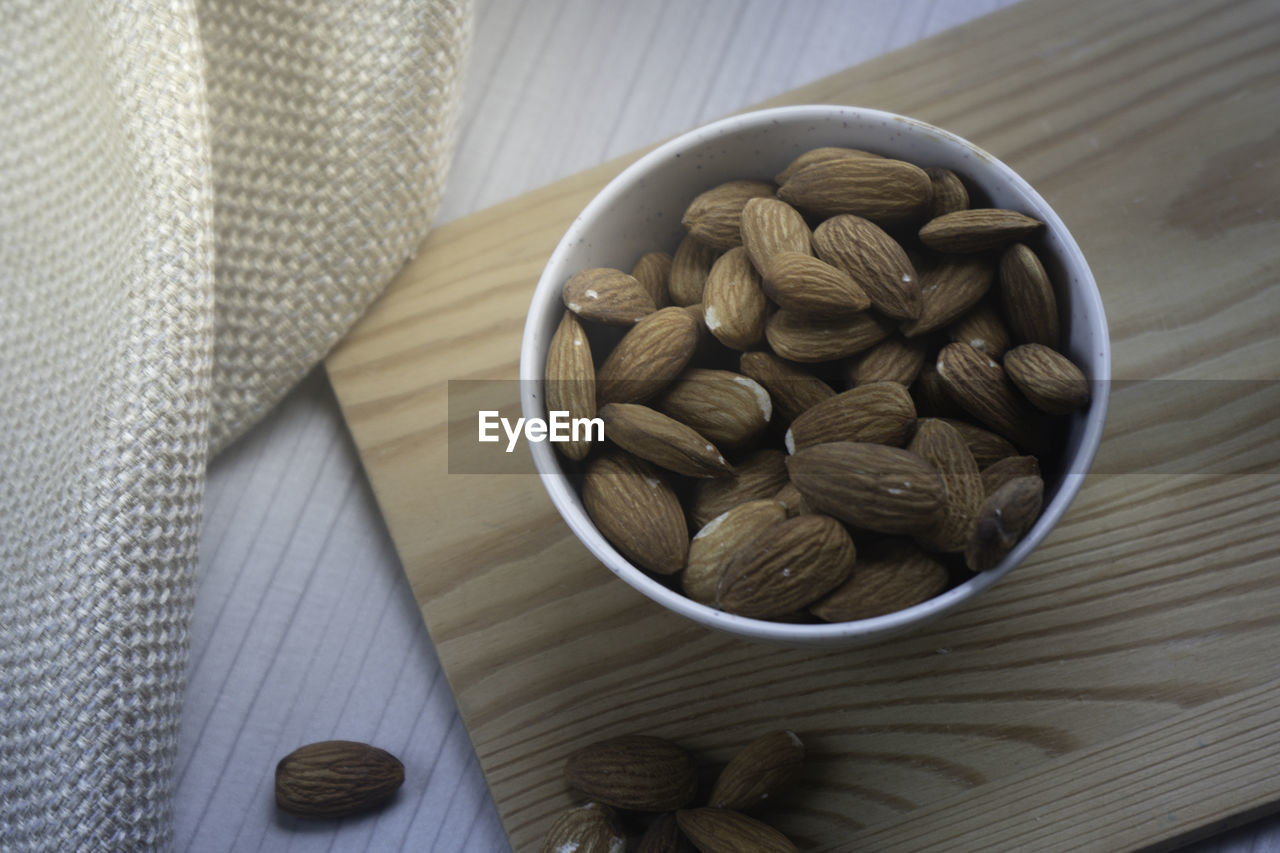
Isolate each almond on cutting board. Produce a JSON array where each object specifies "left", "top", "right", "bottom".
[
  {"left": 676, "top": 808, "right": 799, "bottom": 853},
  {"left": 539, "top": 803, "right": 624, "bottom": 853},
  {"left": 565, "top": 735, "right": 699, "bottom": 812},
  {"left": 709, "top": 730, "right": 805, "bottom": 811}
]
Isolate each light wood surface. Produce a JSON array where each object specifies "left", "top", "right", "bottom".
[{"left": 326, "top": 0, "right": 1280, "bottom": 849}]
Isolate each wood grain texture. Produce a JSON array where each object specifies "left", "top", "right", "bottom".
[{"left": 326, "top": 0, "right": 1280, "bottom": 849}]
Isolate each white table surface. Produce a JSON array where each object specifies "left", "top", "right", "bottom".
[{"left": 173, "top": 1, "right": 1280, "bottom": 850}]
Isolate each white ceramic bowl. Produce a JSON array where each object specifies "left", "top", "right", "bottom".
[{"left": 520, "top": 105, "right": 1109, "bottom": 646}]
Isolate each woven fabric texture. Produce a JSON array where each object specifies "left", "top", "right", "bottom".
[{"left": 0, "top": 0, "right": 470, "bottom": 848}]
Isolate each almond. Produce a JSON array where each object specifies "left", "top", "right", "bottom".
[
  {"left": 709, "top": 730, "right": 804, "bottom": 811},
  {"left": 925, "top": 166, "right": 969, "bottom": 218},
  {"left": 810, "top": 539, "right": 949, "bottom": 621},
  {"left": 599, "top": 403, "right": 731, "bottom": 478},
  {"left": 919, "top": 208, "right": 1043, "bottom": 253},
  {"left": 1004, "top": 343, "right": 1090, "bottom": 414},
  {"left": 949, "top": 300, "right": 1012, "bottom": 358},
  {"left": 583, "top": 453, "right": 688, "bottom": 574},
  {"left": 689, "top": 449, "right": 789, "bottom": 529},
  {"left": 939, "top": 418, "right": 1020, "bottom": 469},
  {"left": 787, "top": 442, "right": 944, "bottom": 535},
  {"left": 899, "top": 256, "right": 994, "bottom": 337},
  {"left": 764, "top": 309, "right": 893, "bottom": 363},
  {"left": 653, "top": 368, "right": 771, "bottom": 451},
  {"left": 670, "top": 234, "right": 720, "bottom": 306},
  {"left": 847, "top": 335, "right": 928, "bottom": 386},
  {"left": 770, "top": 481, "right": 811, "bottom": 517},
  {"left": 981, "top": 454, "right": 1041, "bottom": 496},
  {"left": 597, "top": 307, "right": 700, "bottom": 405},
  {"left": 738, "top": 351, "right": 836, "bottom": 426},
  {"left": 632, "top": 251, "right": 673, "bottom": 309},
  {"left": 682, "top": 180, "right": 777, "bottom": 251},
  {"left": 274, "top": 741, "right": 404, "bottom": 819},
  {"left": 812, "top": 215, "right": 921, "bottom": 320},
  {"left": 563, "top": 267, "right": 656, "bottom": 325},
  {"left": 761, "top": 251, "right": 870, "bottom": 316},
  {"left": 908, "top": 418, "right": 984, "bottom": 553},
  {"left": 540, "top": 803, "right": 625, "bottom": 853},
  {"left": 638, "top": 812, "right": 697, "bottom": 853},
  {"left": 777, "top": 156, "right": 932, "bottom": 225},
  {"left": 566, "top": 735, "right": 698, "bottom": 812},
  {"left": 935, "top": 342, "right": 1041, "bottom": 452},
  {"left": 545, "top": 311, "right": 596, "bottom": 461},
  {"left": 785, "top": 381, "right": 916, "bottom": 453},
  {"left": 703, "top": 246, "right": 768, "bottom": 349},
  {"left": 774, "top": 145, "right": 883, "bottom": 185},
  {"left": 717, "top": 514, "right": 856, "bottom": 618},
  {"left": 740, "top": 197, "right": 811, "bottom": 272},
  {"left": 998, "top": 243, "right": 1061, "bottom": 348},
  {"left": 684, "top": 500, "right": 788, "bottom": 605},
  {"left": 676, "top": 808, "right": 799, "bottom": 853},
  {"left": 965, "top": 475, "right": 1045, "bottom": 571},
  {"left": 911, "top": 359, "right": 964, "bottom": 418}
]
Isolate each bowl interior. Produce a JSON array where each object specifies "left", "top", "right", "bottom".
[{"left": 520, "top": 105, "right": 1109, "bottom": 646}]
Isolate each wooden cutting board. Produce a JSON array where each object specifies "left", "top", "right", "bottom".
[{"left": 326, "top": 0, "right": 1280, "bottom": 849}]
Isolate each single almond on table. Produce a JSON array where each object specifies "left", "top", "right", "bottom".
[
  {"left": 684, "top": 500, "right": 788, "bottom": 605},
  {"left": 847, "top": 334, "right": 928, "bottom": 386},
  {"left": 761, "top": 251, "right": 870, "bottom": 315},
  {"left": 787, "top": 441, "right": 944, "bottom": 535},
  {"left": 778, "top": 156, "right": 932, "bottom": 225},
  {"left": 936, "top": 342, "right": 1041, "bottom": 452},
  {"left": 785, "top": 381, "right": 917, "bottom": 453},
  {"left": 939, "top": 417, "right": 1021, "bottom": 469},
  {"left": 919, "top": 208, "right": 1044, "bottom": 253},
  {"left": 999, "top": 243, "right": 1061, "bottom": 348},
  {"left": 545, "top": 311, "right": 596, "bottom": 461},
  {"left": 716, "top": 514, "right": 856, "bottom": 618},
  {"left": 810, "top": 539, "right": 949, "bottom": 621},
  {"left": 925, "top": 166, "right": 969, "bottom": 218},
  {"left": 738, "top": 350, "right": 836, "bottom": 426},
  {"left": 982, "top": 454, "right": 1042, "bottom": 496},
  {"left": 632, "top": 251, "right": 673, "bottom": 309},
  {"left": 676, "top": 808, "right": 799, "bottom": 853},
  {"left": 583, "top": 453, "right": 688, "bottom": 575},
  {"left": 740, "top": 196, "right": 812, "bottom": 272},
  {"left": 653, "top": 368, "right": 772, "bottom": 451},
  {"left": 599, "top": 403, "right": 732, "bottom": 478},
  {"left": 774, "top": 145, "right": 883, "bottom": 184},
  {"left": 703, "top": 246, "right": 768, "bottom": 349},
  {"left": 596, "top": 306, "right": 700, "bottom": 405},
  {"left": 690, "top": 449, "right": 789, "bottom": 529},
  {"left": 565, "top": 735, "right": 698, "bottom": 812},
  {"left": 682, "top": 179, "right": 777, "bottom": 251},
  {"left": 637, "top": 812, "right": 697, "bottom": 853},
  {"left": 709, "top": 730, "right": 804, "bottom": 811},
  {"left": 950, "top": 300, "right": 1012, "bottom": 358},
  {"left": 965, "top": 474, "right": 1045, "bottom": 571},
  {"left": 908, "top": 418, "right": 984, "bottom": 553},
  {"left": 900, "top": 255, "right": 994, "bottom": 337},
  {"left": 1004, "top": 342, "right": 1091, "bottom": 414},
  {"left": 274, "top": 740, "right": 404, "bottom": 819},
  {"left": 812, "top": 214, "right": 921, "bottom": 321},
  {"left": 563, "top": 266, "right": 656, "bottom": 325},
  {"left": 670, "top": 234, "right": 720, "bottom": 306},
  {"left": 540, "top": 803, "right": 624, "bottom": 853},
  {"left": 764, "top": 309, "right": 894, "bottom": 363}
]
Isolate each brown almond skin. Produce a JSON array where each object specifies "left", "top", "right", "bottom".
[
  {"left": 597, "top": 306, "right": 699, "bottom": 405},
  {"left": 762, "top": 252, "right": 870, "bottom": 315},
  {"left": 900, "top": 255, "right": 994, "bottom": 337},
  {"left": 676, "top": 808, "right": 799, "bottom": 853},
  {"left": 810, "top": 539, "right": 949, "bottom": 621},
  {"left": 599, "top": 403, "right": 732, "bottom": 478},
  {"left": 275, "top": 740, "right": 404, "bottom": 819},
  {"left": 740, "top": 196, "right": 812, "bottom": 273},
  {"left": 774, "top": 145, "right": 883, "bottom": 184},
  {"left": 652, "top": 368, "right": 772, "bottom": 451},
  {"left": 563, "top": 267, "right": 656, "bottom": 325},
  {"left": 939, "top": 418, "right": 1021, "bottom": 469},
  {"left": 765, "top": 309, "right": 894, "bottom": 363},
  {"left": 637, "top": 812, "right": 697, "bottom": 853},
  {"left": 786, "top": 381, "right": 917, "bottom": 453},
  {"left": 632, "top": 251, "right": 673, "bottom": 309},
  {"left": 950, "top": 300, "right": 1012, "bottom": 359},
  {"left": 566, "top": 735, "right": 698, "bottom": 812},
  {"left": 670, "top": 234, "right": 720, "bottom": 306},
  {"left": 936, "top": 342, "right": 1042, "bottom": 452},
  {"left": 778, "top": 156, "right": 932, "bottom": 225},
  {"left": 912, "top": 360, "right": 965, "bottom": 419},
  {"left": 583, "top": 454, "right": 688, "bottom": 574},
  {"left": 909, "top": 418, "right": 984, "bottom": 553},
  {"left": 717, "top": 515, "right": 856, "bottom": 618},
  {"left": 919, "top": 208, "right": 1044, "bottom": 253},
  {"left": 787, "top": 442, "right": 944, "bottom": 535},
  {"left": 926, "top": 166, "right": 969, "bottom": 218},
  {"left": 847, "top": 335, "right": 928, "bottom": 386},
  {"left": 1004, "top": 343, "right": 1091, "bottom": 414},
  {"left": 812, "top": 215, "right": 921, "bottom": 321},
  {"left": 684, "top": 499, "right": 788, "bottom": 605},
  {"left": 965, "top": 475, "right": 1045, "bottom": 571},
  {"left": 545, "top": 311, "right": 596, "bottom": 461},
  {"left": 682, "top": 180, "right": 776, "bottom": 251},
  {"left": 999, "top": 243, "right": 1061, "bottom": 348},
  {"left": 739, "top": 351, "right": 836, "bottom": 426},
  {"left": 982, "top": 455, "right": 1042, "bottom": 496},
  {"left": 689, "top": 449, "right": 789, "bottom": 529},
  {"left": 709, "top": 730, "right": 804, "bottom": 811},
  {"left": 703, "top": 246, "right": 768, "bottom": 349},
  {"left": 540, "top": 803, "right": 625, "bottom": 853},
  {"left": 771, "top": 482, "right": 811, "bottom": 517}
]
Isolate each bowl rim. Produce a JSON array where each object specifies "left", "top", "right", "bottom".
[{"left": 519, "top": 104, "right": 1110, "bottom": 645}]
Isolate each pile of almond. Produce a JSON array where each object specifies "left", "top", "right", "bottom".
[
  {"left": 542, "top": 731, "right": 805, "bottom": 852},
  {"left": 546, "top": 145, "right": 1090, "bottom": 623}
]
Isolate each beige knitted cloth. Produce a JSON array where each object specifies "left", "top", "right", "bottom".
[{"left": 0, "top": 1, "right": 470, "bottom": 848}]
